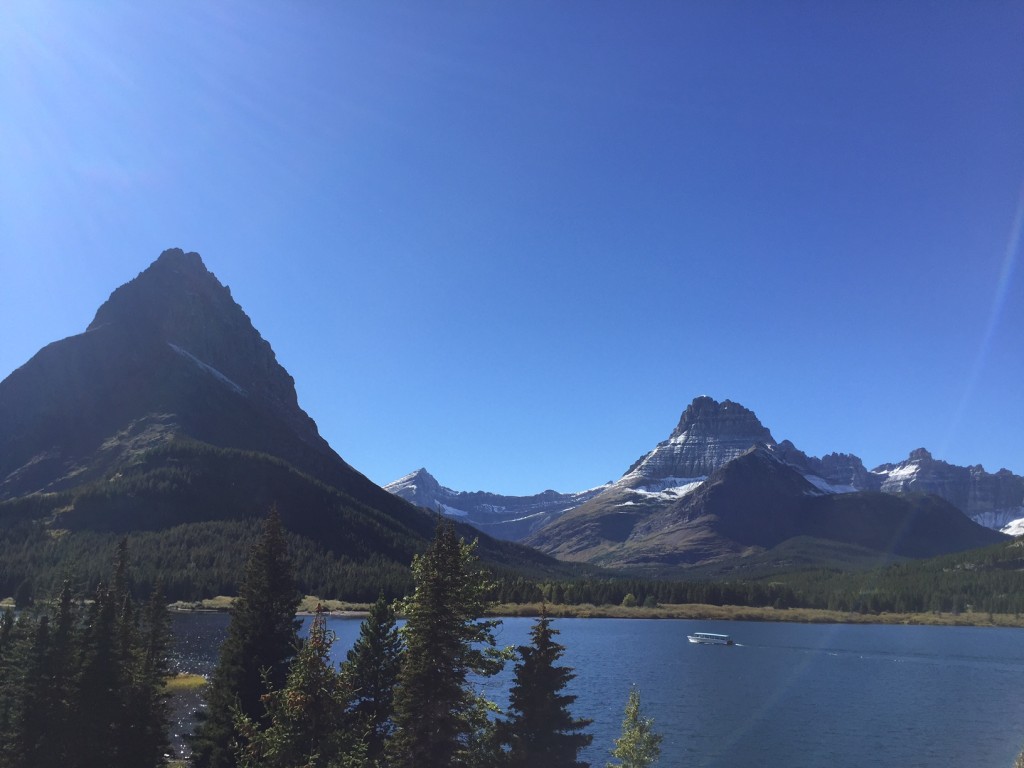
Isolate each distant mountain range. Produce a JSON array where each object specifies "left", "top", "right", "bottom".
[
  {"left": 384, "top": 469, "right": 610, "bottom": 541},
  {"left": 388, "top": 396, "right": 1017, "bottom": 568},
  {"left": 0, "top": 249, "right": 560, "bottom": 598}
]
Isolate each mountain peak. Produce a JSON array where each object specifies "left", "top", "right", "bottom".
[
  {"left": 669, "top": 396, "right": 775, "bottom": 443},
  {"left": 88, "top": 247, "right": 232, "bottom": 334},
  {"left": 908, "top": 447, "right": 934, "bottom": 463},
  {"left": 84, "top": 249, "right": 308, "bottom": 424},
  {"left": 0, "top": 249, "right": 335, "bottom": 498},
  {"left": 622, "top": 396, "right": 776, "bottom": 483}
]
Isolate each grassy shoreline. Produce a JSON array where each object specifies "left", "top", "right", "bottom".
[
  {"left": 164, "top": 595, "right": 1024, "bottom": 628},
  {"left": 486, "top": 601, "right": 1024, "bottom": 627}
]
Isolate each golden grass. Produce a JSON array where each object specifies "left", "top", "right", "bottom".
[
  {"left": 167, "top": 595, "right": 236, "bottom": 612},
  {"left": 486, "top": 601, "right": 1024, "bottom": 627},
  {"left": 165, "top": 594, "right": 1024, "bottom": 628},
  {"left": 163, "top": 673, "right": 208, "bottom": 693},
  {"left": 297, "top": 595, "right": 371, "bottom": 614}
]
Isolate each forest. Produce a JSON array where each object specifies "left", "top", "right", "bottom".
[{"left": 0, "top": 515, "right": 662, "bottom": 768}]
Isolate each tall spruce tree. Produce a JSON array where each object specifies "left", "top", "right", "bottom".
[
  {"left": 121, "top": 584, "right": 173, "bottom": 767},
  {"left": 606, "top": 687, "right": 662, "bottom": 768},
  {"left": 499, "top": 611, "right": 592, "bottom": 767},
  {"left": 75, "top": 583, "right": 126, "bottom": 768},
  {"left": 192, "top": 508, "right": 301, "bottom": 768},
  {"left": 388, "top": 519, "right": 505, "bottom": 768},
  {"left": 235, "top": 607, "right": 356, "bottom": 768},
  {"left": 342, "top": 593, "right": 403, "bottom": 762}
]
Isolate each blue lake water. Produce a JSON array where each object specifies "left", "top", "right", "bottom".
[{"left": 170, "top": 613, "right": 1024, "bottom": 767}]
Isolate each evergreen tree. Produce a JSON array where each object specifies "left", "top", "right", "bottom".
[
  {"left": 0, "top": 548, "right": 170, "bottom": 768},
  {"left": 499, "top": 611, "right": 592, "bottom": 767},
  {"left": 10, "top": 615, "right": 50, "bottom": 767},
  {"left": 75, "top": 584, "right": 126, "bottom": 768},
  {"left": 192, "top": 509, "right": 302, "bottom": 768},
  {"left": 388, "top": 519, "right": 506, "bottom": 768},
  {"left": 121, "top": 584, "right": 173, "bottom": 767},
  {"left": 342, "top": 594, "right": 403, "bottom": 762},
  {"left": 606, "top": 687, "right": 662, "bottom": 768},
  {"left": 235, "top": 607, "right": 358, "bottom": 768}
]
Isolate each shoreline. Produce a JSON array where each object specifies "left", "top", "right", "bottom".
[{"left": 165, "top": 596, "right": 1024, "bottom": 629}]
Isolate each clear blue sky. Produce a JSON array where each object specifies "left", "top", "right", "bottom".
[{"left": 2, "top": 2, "right": 1022, "bottom": 494}]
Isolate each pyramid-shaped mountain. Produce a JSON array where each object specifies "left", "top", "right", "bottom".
[
  {"left": 0, "top": 249, "right": 558, "bottom": 598},
  {"left": 2, "top": 249, "right": 370, "bottom": 500}
]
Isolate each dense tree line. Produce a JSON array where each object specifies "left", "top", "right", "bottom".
[
  {"left": 0, "top": 518, "right": 414, "bottom": 604},
  {"left": 491, "top": 538, "right": 1024, "bottom": 617},
  {"left": 0, "top": 541, "right": 170, "bottom": 768}
]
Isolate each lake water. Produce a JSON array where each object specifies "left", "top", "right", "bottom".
[{"left": 170, "top": 613, "right": 1024, "bottom": 767}]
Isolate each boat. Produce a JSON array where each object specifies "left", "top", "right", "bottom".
[{"left": 687, "top": 631, "right": 734, "bottom": 646}]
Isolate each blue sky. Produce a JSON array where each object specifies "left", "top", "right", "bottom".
[{"left": 2, "top": 2, "right": 1022, "bottom": 494}]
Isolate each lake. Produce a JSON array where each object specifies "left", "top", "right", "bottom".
[{"left": 170, "top": 613, "right": 1024, "bottom": 767}]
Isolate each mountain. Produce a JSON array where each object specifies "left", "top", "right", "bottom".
[
  {"left": 871, "top": 449, "right": 1024, "bottom": 531},
  {"left": 391, "top": 395, "right": 1022, "bottom": 561},
  {"left": 475, "top": 395, "right": 1005, "bottom": 569},
  {"left": 0, "top": 249, "right": 562, "bottom": 599},
  {"left": 384, "top": 468, "right": 610, "bottom": 541},
  {"left": 620, "top": 396, "right": 775, "bottom": 483},
  {"left": 523, "top": 444, "right": 1005, "bottom": 568}
]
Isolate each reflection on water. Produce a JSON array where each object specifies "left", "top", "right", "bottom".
[{"left": 170, "top": 613, "right": 1024, "bottom": 767}]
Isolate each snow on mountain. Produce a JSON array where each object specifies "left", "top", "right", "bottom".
[
  {"left": 384, "top": 468, "right": 610, "bottom": 541},
  {"left": 389, "top": 398, "right": 1022, "bottom": 543}
]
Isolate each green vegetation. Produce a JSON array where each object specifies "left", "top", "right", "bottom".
[
  {"left": 341, "top": 595, "right": 403, "bottom": 762},
  {"left": 0, "top": 544, "right": 171, "bottom": 768},
  {"left": 191, "top": 509, "right": 302, "bottom": 768},
  {"left": 499, "top": 611, "right": 593, "bottom": 767},
  {"left": 607, "top": 687, "right": 662, "bottom": 768},
  {"left": 235, "top": 608, "right": 357, "bottom": 768},
  {"left": 388, "top": 519, "right": 507, "bottom": 767}
]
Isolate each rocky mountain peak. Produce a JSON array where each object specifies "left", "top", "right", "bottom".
[
  {"left": 908, "top": 448, "right": 933, "bottom": 463},
  {"left": 669, "top": 396, "right": 775, "bottom": 443},
  {"left": 85, "top": 248, "right": 311, "bottom": 436},
  {"left": 622, "top": 396, "right": 777, "bottom": 483}
]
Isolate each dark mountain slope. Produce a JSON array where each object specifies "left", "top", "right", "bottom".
[
  {"left": 0, "top": 249, "right": 563, "bottom": 597},
  {"left": 526, "top": 448, "right": 1006, "bottom": 569}
]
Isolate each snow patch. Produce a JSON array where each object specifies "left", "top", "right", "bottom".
[
  {"left": 803, "top": 474, "right": 859, "bottom": 494},
  {"left": 439, "top": 503, "right": 469, "bottom": 518},
  {"left": 1001, "top": 518, "right": 1024, "bottom": 537},
  {"left": 169, "top": 344, "right": 245, "bottom": 395},
  {"left": 621, "top": 477, "right": 705, "bottom": 502},
  {"left": 883, "top": 464, "right": 920, "bottom": 481}
]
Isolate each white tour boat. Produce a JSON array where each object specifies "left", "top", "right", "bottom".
[{"left": 687, "top": 631, "right": 735, "bottom": 646}]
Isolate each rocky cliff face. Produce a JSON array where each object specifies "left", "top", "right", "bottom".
[
  {"left": 872, "top": 449, "right": 1024, "bottom": 530},
  {"left": 772, "top": 440, "right": 879, "bottom": 493},
  {"left": 86, "top": 248, "right": 323, "bottom": 448},
  {"left": 621, "top": 396, "right": 776, "bottom": 484}
]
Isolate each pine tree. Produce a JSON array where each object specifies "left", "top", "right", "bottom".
[
  {"left": 388, "top": 519, "right": 506, "bottom": 768},
  {"left": 235, "top": 607, "right": 356, "bottom": 768},
  {"left": 606, "top": 687, "right": 662, "bottom": 768},
  {"left": 75, "top": 584, "right": 126, "bottom": 768},
  {"left": 499, "top": 611, "right": 592, "bottom": 768},
  {"left": 342, "top": 594, "right": 403, "bottom": 762},
  {"left": 121, "top": 584, "right": 173, "bottom": 767},
  {"left": 192, "top": 509, "right": 301, "bottom": 768}
]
